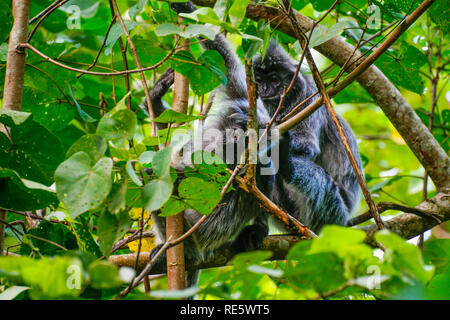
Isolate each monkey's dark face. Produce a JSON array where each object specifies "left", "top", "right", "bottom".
[{"left": 254, "top": 72, "right": 283, "bottom": 101}]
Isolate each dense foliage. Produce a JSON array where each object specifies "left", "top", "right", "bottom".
[{"left": 0, "top": 0, "right": 448, "bottom": 300}]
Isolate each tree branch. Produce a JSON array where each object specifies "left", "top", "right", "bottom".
[{"left": 109, "top": 190, "right": 449, "bottom": 273}]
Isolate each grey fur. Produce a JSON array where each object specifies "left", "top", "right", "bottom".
[{"left": 253, "top": 42, "right": 362, "bottom": 233}]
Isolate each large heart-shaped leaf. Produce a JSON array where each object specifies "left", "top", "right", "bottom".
[{"left": 55, "top": 152, "right": 113, "bottom": 218}]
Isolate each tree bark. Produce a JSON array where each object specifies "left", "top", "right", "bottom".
[{"left": 165, "top": 37, "right": 190, "bottom": 291}]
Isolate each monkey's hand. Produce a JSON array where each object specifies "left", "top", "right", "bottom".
[
  {"left": 170, "top": 1, "right": 197, "bottom": 14},
  {"left": 231, "top": 224, "right": 267, "bottom": 252}
]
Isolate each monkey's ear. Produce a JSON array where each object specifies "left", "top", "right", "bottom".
[{"left": 170, "top": 1, "right": 197, "bottom": 14}]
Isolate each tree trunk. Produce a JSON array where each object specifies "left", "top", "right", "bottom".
[{"left": 1, "top": 0, "right": 32, "bottom": 255}]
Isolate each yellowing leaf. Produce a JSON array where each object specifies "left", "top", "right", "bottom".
[
  {"left": 128, "top": 237, "right": 155, "bottom": 253},
  {"left": 128, "top": 207, "right": 151, "bottom": 221}
]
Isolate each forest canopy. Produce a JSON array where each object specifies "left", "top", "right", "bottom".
[{"left": 0, "top": 0, "right": 449, "bottom": 301}]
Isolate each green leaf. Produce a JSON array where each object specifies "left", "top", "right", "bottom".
[
  {"left": 71, "top": 215, "right": 102, "bottom": 258},
  {"left": 97, "top": 209, "right": 132, "bottom": 257},
  {"left": 70, "top": 85, "right": 97, "bottom": 123},
  {"left": 22, "top": 220, "right": 77, "bottom": 256},
  {"left": 247, "top": 265, "right": 283, "bottom": 278},
  {"left": 430, "top": 0, "right": 450, "bottom": 33},
  {"left": 229, "top": 0, "right": 251, "bottom": 27},
  {"left": 0, "top": 256, "right": 83, "bottom": 299},
  {"left": 0, "top": 108, "right": 31, "bottom": 126},
  {"left": 186, "top": 151, "right": 230, "bottom": 191},
  {"left": 334, "top": 81, "right": 373, "bottom": 104},
  {"left": 0, "top": 1, "right": 12, "bottom": 42},
  {"left": 0, "top": 168, "right": 59, "bottom": 211},
  {"left": 423, "top": 239, "right": 450, "bottom": 275},
  {"left": 308, "top": 22, "right": 347, "bottom": 48},
  {"left": 96, "top": 108, "right": 137, "bottom": 147},
  {"left": 0, "top": 43, "right": 7, "bottom": 62},
  {"left": 286, "top": 241, "right": 347, "bottom": 294},
  {"left": 152, "top": 147, "right": 173, "bottom": 178},
  {"left": 104, "top": 21, "right": 138, "bottom": 55},
  {"left": 66, "top": 134, "right": 107, "bottom": 164},
  {"left": 128, "top": 0, "right": 148, "bottom": 20},
  {"left": 375, "top": 43, "right": 427, "bottom": 94},
  {"left": 55, "top": 152, "right": 113, "bottom": 218},
  {"left": 152, "top": 109, "right": 204, "bottom": 124},
  {"left": 426, "top": 273, "right": 450, "bottom": 299},
  {"left": 159, "top": 197, "right": 189, "bottom": 217},
  {"left": 375, "top": 230, "right": 434, "bottom": 284},
  {"left": 142, "top": 177, "right": 173, "bottom": 212},
  {"left": 310, "top": 226, "right": 373, "bottom": 261},
  {"left": 184, "top": 24, "right": 216, "bottom": 40},
  {"left": 88, "top": 260, "right": 123, "bottom": 289},
  {"left": 179, "top": 7, "right": 220, "bottom": 24},
  {"left": 310, "top": 0, "right": 336, "bottom": 11},
  {"left": 126, "top": 160, "right": 143, "bottom": 186},
  {"left": 231, "top": 251, "right": 273, "bottom": 267},
  {"left": 107, "top": 182, "right": 127, "bottom": 214},
  {"left": 138, "top": 150, "right": 155, "bottom": 164},
  {"left": 171, "top": 50, "right": 226, "bottom": 95},
  {"left": 384, "top": 0, "right": 422, "bottom": 13},
  {"left": 368, "top": 176, "right": 401, "bottom": 192},
  {"left": 0, "top": 110, "right": 64, "bottom": 186},
  {"left": 178, "top": 177, "right": 221, "bottom": 215}
]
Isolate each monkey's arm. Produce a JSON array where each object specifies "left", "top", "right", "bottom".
[
  {"left": 140, "top": 67, "right": 174, "bottom": 118},
  {"left": 284, "top": 156, "right": 350, "bottom": 232},
  {"left": 170, "top": 2, "right": 247, "bottom": 99},
  {"left": 275, "top": 121, "right": 355, "bottom": 232}
]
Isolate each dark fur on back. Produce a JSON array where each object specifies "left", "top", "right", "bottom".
[{"left": 253, "top": 41, "right": 362, "bottom": 233}]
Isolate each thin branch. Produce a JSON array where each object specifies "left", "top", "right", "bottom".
[
  {"left": 0, "top": 218, "right": 68, "bottom": 252},
  {"left": 29, "top": 0, "right": 66, "bottom": 24},
  {"left": 117, "top": 236, "right": 172, "bottom": 298},
  {"left": 109, "top": 0, "right": 156, "bottom": 135},
  {"left": 77, "top": 15, "right": 117, "bottom": 78},
  {"left": 346, "top": 202, "right": 442, "bottom": 226},
  {"left": 27, "top": 0, "right": 69, "bottom": 42},
  {"left": 232, "top": 171, "right": 317, "bottom": 239},
  {"left": 111, "top": 230, "right": 155, "bottom": 253},
  {"left": 18, "top": 43, "right": 175, "bottom": 77},
  {"left": 259, "top": 0, "right": 338, "bottom": 143},
  {"left": 108, "top": 0, "right": 132, "bottom": 110}
]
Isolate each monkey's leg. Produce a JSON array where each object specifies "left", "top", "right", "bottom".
[{"left": 280, "top": 156, "right": 350, "bottom": 233}]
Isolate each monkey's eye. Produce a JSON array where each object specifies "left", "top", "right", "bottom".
[
  {"left": 255, "top": 77, "right": 262, "bottom": 84},
  {"left": 270, "top": 75, "right": 278, "bottom": 83}
]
